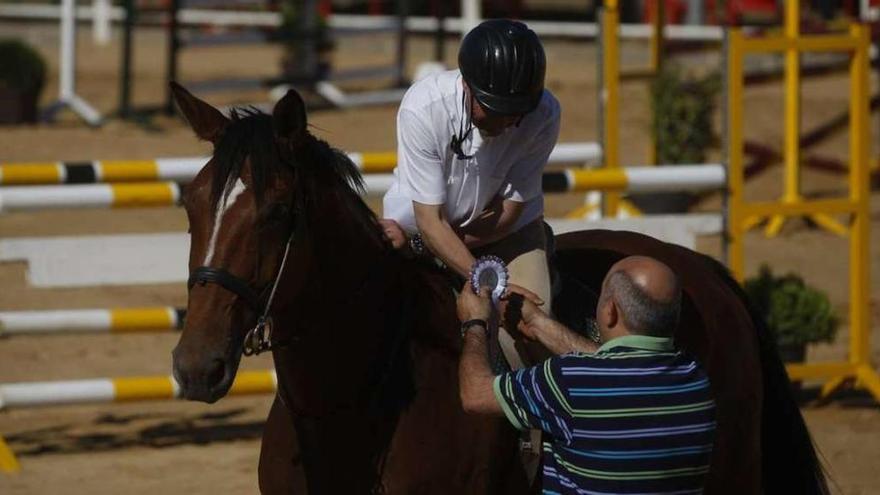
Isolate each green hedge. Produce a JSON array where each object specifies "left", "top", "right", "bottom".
[
  {"left": 0, "top": 39, "right": 47, "bottom": 93},
  {"left": 650, "top": 66, "right": 720, "bottom": 164},
  {"left": 744, "top": 265, "right": 838, "bottom": 348}
]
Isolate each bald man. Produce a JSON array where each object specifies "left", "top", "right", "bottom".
[{"left": 456, "top": 256, "right": 716, "bottom": 494}]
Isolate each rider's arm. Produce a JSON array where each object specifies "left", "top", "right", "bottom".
[
  {"left": 457, "top": 198, "right": 524, "bottom": 249},
  {"left": 393, "top": 105, "right": 477, "bottom": 276},
  {"left": 413, "top": 201, "right": 476, "bottom": 278}
]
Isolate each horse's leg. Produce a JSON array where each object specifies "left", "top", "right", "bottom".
[{"left": 258, "top": 394, "right": 307, "bottom": 494}]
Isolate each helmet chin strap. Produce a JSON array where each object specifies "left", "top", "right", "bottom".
[{"left": 451, "top": 85, "right": 475, "bottom": 160}]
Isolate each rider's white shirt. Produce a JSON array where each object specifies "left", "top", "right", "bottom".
[{"left": 382, "top": 69, "right": 561, "bottom": 234}]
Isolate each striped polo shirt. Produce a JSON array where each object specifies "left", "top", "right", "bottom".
[{"left": 493, "top": 335, "right": 715, "bottom": 495}]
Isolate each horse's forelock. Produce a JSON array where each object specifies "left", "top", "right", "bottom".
[{"left": 209, "top": 109, "right": 279, "bottom": 207}]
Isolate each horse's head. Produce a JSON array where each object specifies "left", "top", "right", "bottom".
[{"left": 169, "top": 82, "right": 310, "bottom": 402}]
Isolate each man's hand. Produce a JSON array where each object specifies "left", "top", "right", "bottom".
[
  {"left": 379, "top": 219, "right": 407, "bottom": 249},
  {"left": 500, "top": 295, "right": 549, "bottom": 341},
  {"left": 505, "top": 283, "right": 544, "bottom": 306},
  {"left": 457, "top": 282, "right": 493, "bottom": 323}
]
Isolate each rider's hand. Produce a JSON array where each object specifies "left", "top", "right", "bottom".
[
  {"left": 457, "top": 282, "right": 492, "bottom": 323},
  {"left": 379, "top": 219, "right": 407, "bottom": 249},
  {"left": 503, "top": 283, "right": 544, "bottom": 306}
]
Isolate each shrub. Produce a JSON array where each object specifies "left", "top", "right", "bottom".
[
  {"left": 744, "top": 265, "right": 838, "bottom": 348},
  {"left": 0, "top": 39, "right": 47, "bottom": 93},
  {"left": 650, "top": 65, "right": 720, "bottom": 164}
]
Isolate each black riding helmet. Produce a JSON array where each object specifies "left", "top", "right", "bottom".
[{"left": 458, "top": 19, "right": 546, "bottom": 116}]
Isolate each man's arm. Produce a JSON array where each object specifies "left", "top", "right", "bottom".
[
  {"left": 527, "top": 312, "right": 599, "bottom": 355},
  {"left": 457, "top": 198, "right": 524, "bottom": 249},
  {"left": 459, "top": 322, "right": 503, "bottom": 414},
  {"left": 455, "top": 285, "right": 503, "bottom": 415},
  {"left": 456, "top": 285, "right": 574, "bottom": 438},
  {"left": 413, "top": 201, "right": 476, "bottom": 278},
  {"left": 506, "top": 298, "right": 599, "bottom": 355},
  {"left": 414, "top": 201, "right": 544, "bottom": 305}
]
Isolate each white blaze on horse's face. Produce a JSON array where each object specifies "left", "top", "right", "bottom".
[{"left": 203, "top": 177, "right": 247, "bottom": 265}]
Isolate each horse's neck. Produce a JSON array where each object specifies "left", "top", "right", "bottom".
[
  {"left": 310, "top": 192, "right": 386, "bottom": 296},
  {"left": 278, "top": 265, "right": 469, "bottom": 493},
  {"left": 272, "top": 190, "right": 471, "bottom": 490}
]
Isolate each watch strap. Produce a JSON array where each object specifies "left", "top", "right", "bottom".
[{"left": 460, "top": 318, "right": 488, "bottom": 337}]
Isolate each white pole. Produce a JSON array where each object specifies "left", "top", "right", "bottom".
[
  {"left": 460, "top": 0, "right": 480, "bottom": 37},
  {"left": 59, "top": 0, "right": 75, "bottom": 99},
  {"left": 93, "top": 0, "right": 111, "bottom": 45},
  {"left": 44, "top": 0, "right": 103, "bottom": 126}
]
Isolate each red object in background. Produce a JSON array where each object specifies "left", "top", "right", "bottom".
[
  {"left": 318, "top": 0, "right": 331, "bottom": 17},
  {"left": 724, "top": 0, "right": 779, "bottom": 24},
  {"left": 642, "top": 0, "right": 686, "bottom": 24},
  {"left": 644, "top": 0, "right": 779, "bottom": 26}
]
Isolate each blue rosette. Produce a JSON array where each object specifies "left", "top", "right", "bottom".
[{"left": 470, "top": 255, "right": 509, "bottom": 303}]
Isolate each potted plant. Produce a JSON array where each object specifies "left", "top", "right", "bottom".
[
  {"left": 0, "top": 39, "right": 47, "bottom": 124},
  {"left": 743, "top": 265, "right": 838, "bottom": 363},
  {"left": 629, "top": 65, "right": 720, "bottom": 213}
]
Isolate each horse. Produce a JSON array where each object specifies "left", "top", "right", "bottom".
[{"left": 168, "top": 82, "right": 828, "bottom": 494}]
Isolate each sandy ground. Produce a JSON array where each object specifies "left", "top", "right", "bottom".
[{"left": 1, "top": 20, "right": 879, "bottom": 494}]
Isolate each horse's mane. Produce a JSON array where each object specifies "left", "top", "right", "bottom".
[{"left": 209, "top": 107, "right": 385, "bottom": 248}]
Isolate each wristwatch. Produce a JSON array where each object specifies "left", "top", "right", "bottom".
[
  {"left": 408, "top": 233, "right": 426, "bottom": 256},
  {"left": 460, "top": 318, "right": 488, "bottom": 338}
]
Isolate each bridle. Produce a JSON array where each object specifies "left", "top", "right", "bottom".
[{"left": 187, "top": 209, "right": 299, "bottom": 357}]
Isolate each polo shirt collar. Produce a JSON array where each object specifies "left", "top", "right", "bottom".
[{"left": 596, "top": 335, "right": 674, "bottom": 354}]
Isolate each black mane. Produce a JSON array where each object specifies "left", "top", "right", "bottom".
[{"left": 209, "top": 107, "right": 384, "bottom": 247}]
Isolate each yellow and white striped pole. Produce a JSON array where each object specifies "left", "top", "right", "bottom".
[
  {"left": 542, "top": 164, "right": 724, "bottom": 193},
  {"left": 0, "top": 182, "right": 181, "bottom": 212},
  {"left": 0, "top": 165, "right": 724, "bottom": 211},
  {"left": 0, "top": 143, "right": 603, "bottom": 185},
  {"left": 0, "top": 158, "right": 206, "bottom": 185},
  {"left": 0, "top": 370, "right": 277, "bottom": 409},
  {"left": 0, "top": 307, "right": 185, "bottom": 336}
]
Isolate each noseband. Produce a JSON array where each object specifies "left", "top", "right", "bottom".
[{"left": 187, "top": 231, "right": 295, "bottom": 356}]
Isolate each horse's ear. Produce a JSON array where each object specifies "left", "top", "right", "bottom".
[
  {"left": 170, "top": 81, "right": 229, "bottom": 144},
  {"left": 272, "top": 89, "right": 307, "bottom": 142}
]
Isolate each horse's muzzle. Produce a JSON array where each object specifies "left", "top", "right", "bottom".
[{"left": 171, "top": 347, "right": 236, "bottom": 403}]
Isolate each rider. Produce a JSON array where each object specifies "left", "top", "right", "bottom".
[{"left": 380, "top": 19, "right": 560, "bottom": 342}]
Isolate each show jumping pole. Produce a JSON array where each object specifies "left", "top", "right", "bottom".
[
  {"left": 0, "top": 143, "right": 603, "bottom": 185},
  {"left": 0, "top": 370, "right": 277, "bottom": 409},
  {"left": 0, "top": 163, "right": 724, "bottom": 212},
  {"left": 0, "top": 307, "right": 185, "bottom": 336}
]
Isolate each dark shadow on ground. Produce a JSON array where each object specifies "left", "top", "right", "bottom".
[{"left": 6, "top": 408, "right": 264, "bottom": 457}]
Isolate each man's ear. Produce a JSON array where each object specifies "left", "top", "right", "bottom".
[
  {"left": 272, "top": 88, "right": 307, "bottom": 142},
  {"left": 169, "top": 81, "right": 229, "bottom": 144},
  {"left": 606, "top": 299, "right": 619, "bottom": 329},
  {"left": 598, "top": 296, "right": 618, "bottom": 331}
]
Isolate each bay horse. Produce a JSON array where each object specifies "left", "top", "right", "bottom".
[{"left": 169, "top": 82, "right": 828, "bottom": 494}]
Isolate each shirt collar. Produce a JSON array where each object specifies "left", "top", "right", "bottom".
[{"left": 596, "top": 335, "right": 675, "bottom": 354}]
